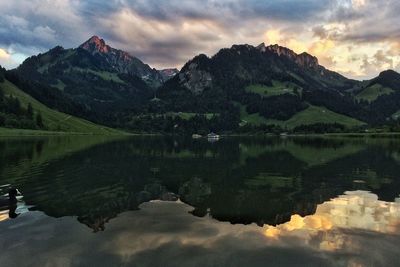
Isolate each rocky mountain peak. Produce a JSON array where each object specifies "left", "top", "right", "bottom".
[
  {"left": 297, "top": 52, "right": 319, "bottom": 69},
  {"left": 178, "top": 55, "right": 212, "bottom": 94},
  {"left": 265, "top": 44, "right": 298, "bottom": 59},
  {"left": 80, "top": 35, "right": 111, "bottom": 54},
  {"left": 76, "top": 35, "right": 165, "bottom": 86},
  {"left": 258, "top": 43, "right": 319, "bottom": 69},
  {"left": 256, "top": 42, "right": 266, "bottom": 52}
]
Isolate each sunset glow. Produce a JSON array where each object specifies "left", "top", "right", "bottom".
[{"left": 264, "top": 191, "right": 400, "bottom": 244}]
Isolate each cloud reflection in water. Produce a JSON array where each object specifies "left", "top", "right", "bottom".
[
  {"left": 264, "top": 190, "right": 400, "bottom": 266},
  {"left": 266, "top": 190, "right": 400, "bottom": 238},
  {"left": 0, "top": 191, "right": 399, "bottom": 267}
]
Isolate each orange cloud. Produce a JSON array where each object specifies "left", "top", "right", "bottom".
[
  {"left": 265, "top": 30, "right": 281, "bottom": 45},
  {"left": 352, "top": 0, "right": 366, "bottom": 8},
  {"left": 0, "top": 48, "right": 10, "bottom": 59},
  {"left": 263, "top": 190, "right": 400, "bottom": 246},
  {"left": 389, "top": 42, "right": 400, "bottom": 56},
  {"left": 309, "top": 40, "right": 335, "bottom": 55}
]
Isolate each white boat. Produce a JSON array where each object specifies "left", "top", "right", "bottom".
[{"left": 207, "top": 132, "right": 220, "bottom": 141}]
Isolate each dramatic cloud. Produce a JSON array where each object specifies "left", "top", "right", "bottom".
[{"left": 0, "top": 0, "right": 399, "bottom": 79}]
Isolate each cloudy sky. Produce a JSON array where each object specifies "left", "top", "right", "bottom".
[{"left": 0, "top": 0, "right": 399, "bottom": 79}]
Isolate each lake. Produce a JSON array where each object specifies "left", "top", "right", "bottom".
[{"left": 0, "top": 135, "right": 399, "bottom": 266}]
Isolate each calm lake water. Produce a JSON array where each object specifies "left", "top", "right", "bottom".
[{"left": 0, "top": 136, "right": 400, "bottom": 266}]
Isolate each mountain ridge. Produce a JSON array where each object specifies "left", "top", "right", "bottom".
[
  {"left": 4, "top": 36, "right": 400, "bottom": 134},
  {"left": 160, "top": 41, "right": 357, "bottom": 98},
  {"left": 157, "top": 42, "right": 400, "bottom": 131}
]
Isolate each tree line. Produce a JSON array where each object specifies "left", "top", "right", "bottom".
[{"left": 0, "top": 68, "right": 44, "bottom": 129}]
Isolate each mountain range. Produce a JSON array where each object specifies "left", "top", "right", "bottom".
[{"left": 1, "top": 35, "right": 400, "bottom": 134}]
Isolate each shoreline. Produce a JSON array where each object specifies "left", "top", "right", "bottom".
[
  {"left": 0, "top": 127, "right": 131, "bottom": 137},
  {"left": 2, "top": 127, "right": 400, "bottom": 138}
]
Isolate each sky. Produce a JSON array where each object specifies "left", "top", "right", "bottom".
[{"left": 0, "top": 0, "right": 399, "bottom": 80}]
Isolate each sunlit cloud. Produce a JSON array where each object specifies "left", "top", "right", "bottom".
[
  {"left": 264, "top": 191, "right": 400, "bottom": 242},
  {"left": 0, "top": 48, "right": 21, "bottom": 69},
  {"left": 265, "top": 30, "right": 281, "bottom": 45},
  {"left": 352, "top": 0, "right": 366, "bottom": 9},
  {"left": 0, "top": 48, "right": 10, "bottom": 59}
]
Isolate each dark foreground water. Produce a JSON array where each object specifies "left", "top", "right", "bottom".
[{"left": 0, "top": 136, "right": 399, "bottom": 266}]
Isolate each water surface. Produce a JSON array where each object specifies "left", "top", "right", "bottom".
[{"left": 0, "top": 136, "right": 399, "bottom": 266}]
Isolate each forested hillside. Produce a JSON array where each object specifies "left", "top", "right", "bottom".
[{"left": 0, "top": 68, "right": 123, "bottom": 134}]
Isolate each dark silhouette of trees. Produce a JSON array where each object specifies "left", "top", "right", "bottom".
[{"left": 36, "top": 112, "right": 43, "bottom": 128}]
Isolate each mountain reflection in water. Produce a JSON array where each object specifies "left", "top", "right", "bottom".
[
  {"left": 1, "top": 136, "right": 400, "bottom": 266},
  {"left": 1, "top": 136, "right": 400, "bottom": 233},
  {"left": 0, "top": 191, "right": 399, "bottom": 267}
]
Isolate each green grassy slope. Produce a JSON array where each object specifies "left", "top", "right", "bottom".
[
  {"left": 266, "top": 105, "right": 365, "bottom": 129},
  {"left": 237, "top": 102, "right": 365, "bottom": 129},
  {"left": 237, "top": 103, "right": 268, "bottom": 126},
  {"left": 245, "top": 81, "right": 301, "bottom": 97},
  {"left": 0, "top": 80, "right": 124, "bottom": 134},
  {"left": 73, "top": 68, "right": 125, "bottom": 84},
  {"left": 166, "top": 112, "right": 217, "bottom": 120},
  {"left": 356, "top": 84, "right": 394, "bottom": 102}
]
